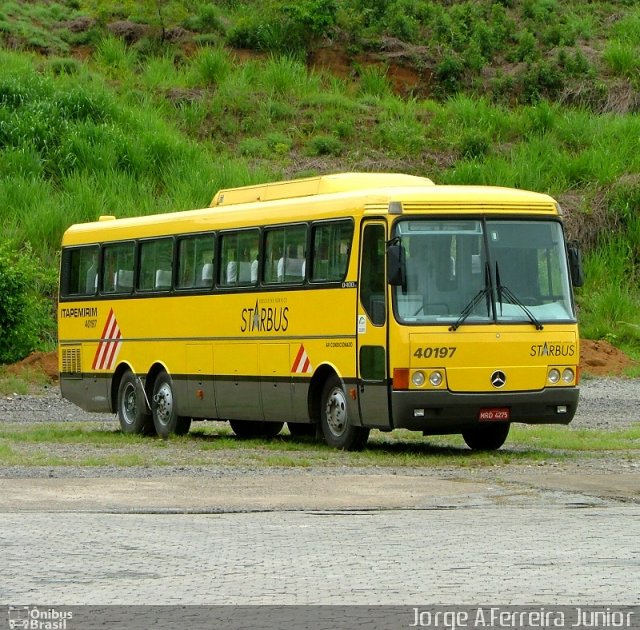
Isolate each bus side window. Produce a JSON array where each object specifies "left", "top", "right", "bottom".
[
  {"left": 61, "top": 245, "right": 99, "bottom": 297},
  {"left": 177, "top": 234, "right": 214, "bottom": 290},
  {"left": 311, "top": 220, "right": 353, "bottom": 283},
  {"left": 102, "top": 242, "right": 135, "bottom": 294},
  {"left": 264, "top": 225, "right": 307, "bottom": 285},
  {"left": 139, "top": 238, "right": 173, "bottom": 292},
  {"left": 220, "top": 229, "right": 259, "bottom": 287}
]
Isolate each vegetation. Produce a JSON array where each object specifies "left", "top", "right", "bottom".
[
  {"left": 0, "top": 0, "right": 638, "bottom": 362},
  {"left": 0, "top": 421, "right": 637, "bottom": 468}
]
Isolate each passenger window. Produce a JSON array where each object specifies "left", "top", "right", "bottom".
[
  {"left": 62, "top": 245, "right": 100, "bottom": 297},
  {"left": 139, "top": 238, "right": 173, "bottom": 291},
  {"left": 311, "top": 221, "right": 353, "bottom": 282},
  {"left": 220, "top": 229, "right": 259, "bottom": 287},
  {"left": 177, "top": 234, "right": 215, "bottom": 290},
  {"left": 102, "top": 242, "right": 135, "bottom": 294},
  {"left": 264, "top": 225, "right": 307, "bottom": 284}
]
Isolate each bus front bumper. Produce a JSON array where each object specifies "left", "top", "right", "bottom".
[{"left": 391, "top": 387, "right": 579, "bottom": 433}]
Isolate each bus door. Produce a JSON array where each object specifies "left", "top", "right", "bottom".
[{"left": 357, "top": 221, "right": 391, "bottom": 428}]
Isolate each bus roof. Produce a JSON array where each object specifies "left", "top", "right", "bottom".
[
  {"left": 61, "top": 173, "right": 559, "bottom": 246},
  {"left": 210, "top": 172, "right": 435, "bottom": 207}
]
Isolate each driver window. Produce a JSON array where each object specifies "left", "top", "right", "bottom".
[{"left": 360, "top": 224, "right": 386, "bottom": 326}]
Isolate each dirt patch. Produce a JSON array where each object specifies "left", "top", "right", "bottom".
[
  {"left": 5, "top": 351, "right": 58, "bottom": 382},
  {"left": 580, "top": 339, "right": 636, "bottom": 376}
]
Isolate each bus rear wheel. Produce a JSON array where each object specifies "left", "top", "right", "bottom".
[
  {"left": 117, "top": 371, "right": 154, "bottom": 435},
  {"left": 462, "top": 423, "right": 510, "bottom": 451},
  {"left": 230, "top": 420, "right": 284, "bottom": 439},
  {"left": 320, "top": 375, "right": 369, "bottom": 450},
  {"left": 151, "top": 372, "right": 192, "bottom": 438}
]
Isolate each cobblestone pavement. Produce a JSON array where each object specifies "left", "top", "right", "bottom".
[
  {"left": 1, "top": 378, "right": 638, "bottom": 609},
  {"left": 2, "top": 502, "right": 639, "bottom": 605}
]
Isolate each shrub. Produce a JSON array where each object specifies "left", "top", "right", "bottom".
[
  {"left": 358, "top": 65, "right": 392, "bottom": 97},
  {"left": 0, "top": 242, "right": 56, "bottom": 364},
  {"left": 227, "top": 0, "right": 337, "bottom": 55},
  {"left": 192, "top": 46, "right": 231, "bottom": 86},
  {"left": 383, "top": 8, "right": 419, "bottom": 43},
  {"left": 602, "top": 40, "right": 640, "bottom": 79},
  {"left": 513, "top": 30, "right": 539, "bottom": 63},
  {"left": 520, "top": 61, "right": 564, "bottom": 103},
  {"left": 459, "top": 132, "right": 491, "bottom": 159},
  {"left": 46, "top": 57, "right": 81, "bottom": 76},
  {"left": 94, "top": 35, "right": 137, "bottom": 74},
  {"left": 435, "top": 54, "right": 465, "bottom": 95},
  {"left": 557, "top": 48, "right": 593, "bottom": 77},
  {"left": 182, "top": 5, "right": 223, "bottom": 33},
  {"left": 239, "top": 138, "right": 268, "bottom": 157},
  {"left": 265, "top": 132, "right": 293, "bottom": 154},
  {"left": 306, "top": 134, "right": 343, "bottom": 156},
  {"left": 607, "top": 176, "right": 640, "bottom": 225}
]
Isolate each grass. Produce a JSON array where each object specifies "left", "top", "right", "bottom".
[
  {"left": 0, "top": 367, "right": 52, "bottom": 395},
  {"left": 0, "top": 422, "right": 637, "bottom": 469}
]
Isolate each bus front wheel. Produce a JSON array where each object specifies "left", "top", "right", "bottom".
[
  {"left": 117, "top": 371, "right": 154, "bottom": 435},
  {"left": 151, "top": 372, "right": 192, "bottom": 438},
  {"left": 462, "top": 423, "right": 510, "bottom": 451},
  {"left": 320, "top": 375, "right": 369, "bottom": 450}
]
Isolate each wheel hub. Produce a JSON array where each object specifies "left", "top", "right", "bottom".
[
  {"left": 154, "top": 384, "right": 173, "bottom": 426},
  {"left": 122, "top": 383, "right": 137, "bottom": 425},
  {"left": 325, "top": 387, "right": 347, "bottom": 437}
]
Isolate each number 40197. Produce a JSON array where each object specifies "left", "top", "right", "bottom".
[{"left": 413, "top": 346, "right": 457, "bottom": 359}]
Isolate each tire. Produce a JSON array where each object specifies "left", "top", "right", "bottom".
[
  {"left": 462, "top": 423, "right": 510, "bottom": 451},
  {"left": 287, "top": 422, "right": 317, "bottom": 439},
  {"left": 230, "top": 420, "right": 284, "bottom": 439},
  {"left": 320, "top": 375, "right": 369, "bottom": 450},
  {"left": 117, "top": 371, "right": 154, "bottom": 435},
  {"left": 151, "top": 372, "right": 191, "bottom": 438}
]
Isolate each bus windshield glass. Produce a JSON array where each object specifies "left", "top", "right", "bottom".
[{"left": 393, "top": 218, "right": 575, "bottom": 325}]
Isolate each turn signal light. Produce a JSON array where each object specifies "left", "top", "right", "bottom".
[{"left": 393, "top": 368, "right": 409, "bottom": 390}]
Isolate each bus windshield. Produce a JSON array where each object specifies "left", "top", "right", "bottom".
[{"left": 393, "top": 218, "right": 575, "bottom": 326}]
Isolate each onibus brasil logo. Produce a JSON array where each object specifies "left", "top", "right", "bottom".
[{"left": 8, "top": 606, "right": 73, "bottom": 630}]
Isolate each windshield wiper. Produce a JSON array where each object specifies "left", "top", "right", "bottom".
[
  {"left": 495, "top": 262, "right": 544, "bottom": 330},
  {"left": 449, "top": 262, "right": 492, "bottom": 331}
]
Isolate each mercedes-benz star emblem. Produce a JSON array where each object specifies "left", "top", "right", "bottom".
[{"left": 491, "top": 370, "right": 506, "bottom": 388}]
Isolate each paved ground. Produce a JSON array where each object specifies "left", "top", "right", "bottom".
[
  {"left": 1, "top": 377, "right": 638, "bottom": 612},
  {"left": 1, "top": 469, "right": 639, "bottom": 607},
  {"left": 2, "top": 503, "right": 640, "bottom": 606}
]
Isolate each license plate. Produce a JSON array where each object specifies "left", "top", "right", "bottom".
[{"left": 479, "top": 407, "right": 510, "bottom": 421}]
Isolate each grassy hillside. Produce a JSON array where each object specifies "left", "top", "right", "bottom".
[{"left": 0, "top": 0, "right": 638, "bottom": 363}]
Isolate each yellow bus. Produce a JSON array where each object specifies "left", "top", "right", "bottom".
[{"left": 58, "top": 172, "right": 583, "bottom": 450}]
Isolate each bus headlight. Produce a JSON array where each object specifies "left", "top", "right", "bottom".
[
  {"left": 548, "top": 369, "right": 561, "bottom": 384},
  {"left": 562, "top": 368, "right": 575, "bottom": 383},
  {"left": 429, "top": 371, "right": 443, "bottom": 387},
  {"left": 412, "top": 371, "right": 425, "bottom": 387}
]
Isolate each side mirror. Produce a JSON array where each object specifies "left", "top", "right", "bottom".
[
  {"left": 567, "top": 241, "right": 584, "bottom": 288},
  {"left": 387, "top": 243, "right": 406, "bottom": 290}
]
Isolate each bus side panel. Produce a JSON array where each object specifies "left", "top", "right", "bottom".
[
  {"left": 291, "top": 379, "right": 310, "bottom": 423},
  {"left": 60, "top": 374, "right": 111, "bottom": 413},
  {"left": 260, "top": 343, "right": 295, "bottom": 422},
  {"left": 182, "top": 344, "right": 217, "bottom": 419},
  {"left": 214, "top": 343, "right": 262, "bottom": 421}
]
